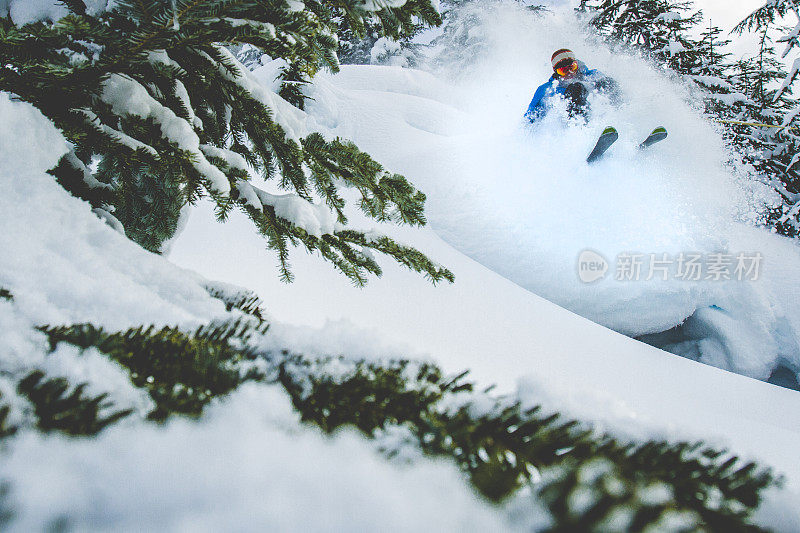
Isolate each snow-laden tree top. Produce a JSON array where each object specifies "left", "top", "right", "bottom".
[{"left": 0, "top": 0, "right": 450, "bottom": 285}]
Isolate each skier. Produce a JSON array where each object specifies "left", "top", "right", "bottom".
[{"left": 525, "top": 49, "right": 620, "bottom": 123}]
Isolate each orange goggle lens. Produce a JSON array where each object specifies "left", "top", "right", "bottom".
[{"left": 556, "top": 61, "right": 578, "bottom": 77}]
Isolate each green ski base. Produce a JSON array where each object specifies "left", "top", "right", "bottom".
[
  {"left": 586, "top": 126, "right": 668, "bottom": 164},
  {"left": 639, "top": 126, "right": 668, "bottom": 149},
  {"left": 587, "top": 126, "right": 619, "bottom": 163}
]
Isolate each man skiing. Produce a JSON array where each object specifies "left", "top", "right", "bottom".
[
  {"left": 525, "top": 49, "right": 666, "bottom": 162},
  {"left": 525, "top": 49, "right": 620, "bottom": 123}
]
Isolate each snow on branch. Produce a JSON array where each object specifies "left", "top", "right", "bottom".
[
  {"left": 236, "top": 181, "right": 337, "bottom": 238},
  {"left": 779, "top": 17, "right": 800, "bottom": 58},
  {"left": 209, "top": 47, "right": 308, "bottom": 144},
  {"left": 64, "top": 150, "right": 112, "bottom": 190},
  {"left": 357, "top": 0, "right": 410, "bottom": 11},
  {"left": 689, "top": 75, "right": 734, "bottom": 91},
  {"left": 199, "top": 145, "right": 250, "bottom": 173},
  {"left": 92, "top": 206, "right": 126, "bottom": 234},
  {"left": 80, "top": 109, "right": 158, "bottom": 156},
  {"left": 99, "top": 74, "right": 230, "bottom": 195},
  {"left": 775, "top": 57, "right": 800, "bottom": 102},
  {"left": 655, "top": 11, "right": 682, "bottom": 23}
]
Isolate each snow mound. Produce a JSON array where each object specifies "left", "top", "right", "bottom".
[{"left": 0, "top": 94, "right": 224, "bottom": 331}]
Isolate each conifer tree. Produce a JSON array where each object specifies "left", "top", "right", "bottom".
[
  {"left": 430, "top": 0, "right": 544, "bottom": 76},
  {"left": 649, "top": 3, "right": 703, "bottom": 73},
  {"left": 581, "top": 0, "right": 702, "bottom": 74},
  {"left": 0, "top": 0, "right": 452, "bottom": 285},
  {"left": 736, "top": 0, "right": 800, "bottom": 103},
  {"left": 734, "top": 3, "right": 800, "bottom": 236},
  {"left": 729, "top": 27, "right": 800, "bottom": 236},
  {"left": 688, "top": 22, "right": 744, "bottom": 119},
  {"left": 582, "top": 0, "right": 800, "bottom": 235},
  {"left": 336, "top": 10, "right": 426, "bottom": 66},
  {"left": 579, "top": 1, "right": 743, "bottom": 110},
  {"left": 429, "top": 0, "right": 492, "bottom": 72}
]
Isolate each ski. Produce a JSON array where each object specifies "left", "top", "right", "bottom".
[
  {"left": 586, "top": 126, "right": 619, "bottom": 163},
  {"left": 639, "top": 126, "right": 668, "bottom": 150}
]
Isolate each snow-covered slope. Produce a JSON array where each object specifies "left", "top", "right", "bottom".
[
  {"left": 376, "top": 5, "right": 800, "bottom": 385},
  {"left": 310, "top": 59, "right": 800, "bottom": 382},
  {"left": 172, "top": 193, "right": 800, "bottom": 524},
  {"left": 181, "top": 1, "right": 800, "bottom": 519},
  {"left": 253, "top": 2, "right": 800, "bottom": 387},
  {"left": 3, "top": 1, "right": 800, "bottom": 529},
  {"left": 2, "top": 78, "right": 798, "bottom": 528}
]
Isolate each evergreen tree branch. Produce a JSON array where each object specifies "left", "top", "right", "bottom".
[{"left": 0, "top": 0, "right": 450, "bottom": 284}]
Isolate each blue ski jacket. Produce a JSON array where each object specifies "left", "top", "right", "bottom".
[{"left": 524, "top": 62, "right": 611, "bottom": 122}]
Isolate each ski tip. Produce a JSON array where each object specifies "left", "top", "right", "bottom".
[
  {"left": 587, "top": 129, "right": 619, "bottom": 164},
  {"left": 639, "top": 126, "right": 669, "bottom": 150}
]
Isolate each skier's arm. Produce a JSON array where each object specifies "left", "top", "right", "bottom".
[{"left": 524, "top": 81, "right": 553, "bottom": 122}]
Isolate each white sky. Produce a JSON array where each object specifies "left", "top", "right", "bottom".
[
  {"left": 691, "top": 1, "right": 800, "bottom": 63},
  {"left": 697, "top": 0, "right": 762, "bottom": 59},
  {"left": 699, "top": 0, "right": 760, "bottom": 33}
]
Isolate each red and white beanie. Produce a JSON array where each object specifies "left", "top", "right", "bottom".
[{"left": 551, "top": 49, "right": 576, "bottom": 70}]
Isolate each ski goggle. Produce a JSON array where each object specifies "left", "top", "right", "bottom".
[{"left": 555, "top": 60, "right": 578, "bottom": 77}]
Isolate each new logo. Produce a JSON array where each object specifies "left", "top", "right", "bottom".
[{"left": 577, "top": 250, "right": 609, "bottom": 283}]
